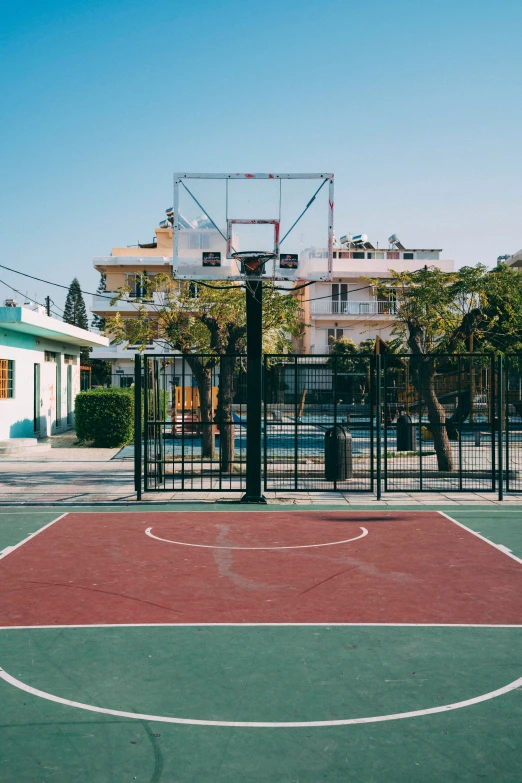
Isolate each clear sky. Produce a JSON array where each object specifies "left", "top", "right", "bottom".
[{"left": 1, "top": 0, "right": 521, "bottom": 314}]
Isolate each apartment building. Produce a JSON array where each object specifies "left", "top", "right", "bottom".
[
  {"left": 506, "top": 249, "right": 522, "bottom": 270},
  {"left": 294, "top": 235, "right": 454, "bottom": 354},
  {"left": 90, "top": 222, "right": 175, "bottom": 383}
]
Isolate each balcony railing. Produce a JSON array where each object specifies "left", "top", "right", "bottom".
[{"left": 311, "top": 300, "right": 398, "bottom": 316}]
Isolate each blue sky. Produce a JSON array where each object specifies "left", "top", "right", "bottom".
[{"left": 1, "top": 0, "right": 521, "bottom": 314}]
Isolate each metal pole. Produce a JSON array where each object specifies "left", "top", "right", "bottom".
[
  {"left": 241, "top": 279, "right": 266, "bottom": 503},
  {"left": 143, "top": 356, "right": 149, "bottom": 492},
  {"left": 135, "top": 354, "right": 142, "bottom": 501},
  {"left": 376, "top": 354, "right": 382, "bottom": 500},
  {"left": 498, "top": 354, "right": 504, "bottom": 501}
]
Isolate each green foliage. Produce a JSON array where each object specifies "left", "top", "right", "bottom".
[
  {"left": 368, "top": 263, "right": 522, "bottom": 355},
  {"left": 64, "top": 277, "right": 90, "bottom": 364},
  {"left": 64, "top": 278, "right": 89, "bottom": 330},
  {"left": 91, "top": 274, "right": 107, "bottom": 331},
  {"left": 74, "top": 388, "right": 134, "bottom": 447},
  {"left": 106, "top": 275, "right": 302, "bottom": 356}
]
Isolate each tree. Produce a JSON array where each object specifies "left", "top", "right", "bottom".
[
  {"left": 371, "top": 264, "right": 522, "bottom": 471},
  {"left": 64, "top": 278, "right": 89, "bottom": 329},
  {"left": 106, "top": 275, "right": 302, "bottom": 469},
  {"left": 63, "top": 277, "right": 90, "bottom": 364},
  {"left": 91, "top": 274, "right": 107, "bottom": 331}
]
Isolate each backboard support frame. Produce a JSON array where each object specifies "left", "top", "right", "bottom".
[{"left": 173, "top": 173, "right": 334, "bottom": 282}]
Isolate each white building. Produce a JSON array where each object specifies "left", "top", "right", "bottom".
[
  {"left": 0, "top": 304, "right": 108, "bottom": 452},
  {"left": 295, "top": 236, "right": 454, "bottom": 353}
]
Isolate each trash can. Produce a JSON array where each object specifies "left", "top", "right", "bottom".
[
  {"left": 396, "top": 412, "right": 417, "bottom": 451},
  {"left": 325, "top": 424, "right": 353, "bottom": 480}
]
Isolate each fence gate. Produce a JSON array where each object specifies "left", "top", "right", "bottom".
[
  {"left": 263, "top": 354, "right": 375, "bottom": 492},
  {"left": 381, "top": 353, "right": 498, "bottom": 493}
]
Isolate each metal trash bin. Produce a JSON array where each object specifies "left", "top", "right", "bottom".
[
  {"left": 396, "top": 413, "right": 417, "bottom": 451},
  {"left": 325, "top": 424, "right": 353, "bottom": 480}
]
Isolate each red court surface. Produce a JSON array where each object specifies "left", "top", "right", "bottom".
[{"left": 1, "top": 510, "right": 521, "bottom": 626}]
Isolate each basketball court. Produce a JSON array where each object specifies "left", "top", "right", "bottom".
[{"left": 1, "top": 504, "right": 521, "bottom": 781}]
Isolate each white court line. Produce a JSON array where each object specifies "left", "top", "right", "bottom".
[
  {"left": 0, "top": 665, "right": 521, "bottom": 728},
  {"left": 145, "top": 526, "right": 368, "bottom": 550},
  {"left": 0, "top": 513, "right": 69, "bottom": 561},
  {"left": 1, "top": 623, "right": 522, "bottom": 630},
  {"left": 438, "top": 511, "right": 522, "bottom": 567}
]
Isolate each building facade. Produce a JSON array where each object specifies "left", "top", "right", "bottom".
[
  {"left": 294, "top": 237, "right": 454, "bottom": 354},
  {"left": 91, "top": 224, "right": 174, "bottom": 385},
  {"left": 0, "top": 305, "right": 108, "bottom": 443}
]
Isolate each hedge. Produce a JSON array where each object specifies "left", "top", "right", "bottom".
[{"left": 75, "top": 388, "right": 134, "bottom": 448}]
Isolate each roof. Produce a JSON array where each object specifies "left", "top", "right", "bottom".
[{"left": 0, "top": 307, "right": 109, "bottom": 347}]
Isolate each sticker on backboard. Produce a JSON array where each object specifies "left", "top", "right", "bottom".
[
  {"left": 202, "top": 251, "right": 221, "bottom": 267},
  {"left": 279, "top": 253, "right": 298, "bottom": 269}
]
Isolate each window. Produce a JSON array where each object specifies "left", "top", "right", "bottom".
[
  {"left": 367, "top": 252, "right": 374, "bottom": 259},
  {"left": 64, "top": 354, "right": 76, "bottom": 364},
  {"left": 403, "top": 252, "right": 414, "bottom": 260},
  {"left": 125, "top": 273, "right": 154, "bottom": 299},
  {"left": 353, "top": 251, "right": 365, "bottom": 259},
  {"left": 0, "top": 359, "right": 14, "bottom": 399},
  {"left": 45, "top": 351, "right": 57, "bottom": 362},
  {"left": 327, "top": 328, "right": 344, "bottom": 345},
  {"left": 331, "top": 283, "right": 348, "bottom": 313},
  {"left": 387, "top": 251, "right": 400, "bottom": 260}
]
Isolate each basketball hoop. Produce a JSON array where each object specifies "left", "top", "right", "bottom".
[{"left": 232, "top": 251, "right": 276, "bottom": 277}]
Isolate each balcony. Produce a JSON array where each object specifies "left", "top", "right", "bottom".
[
  {"left": 91, "top": 292, "right": 167, "bottom": 314},
  {"left": 311, "top": 300, "right": 398, "bottom": 316}
]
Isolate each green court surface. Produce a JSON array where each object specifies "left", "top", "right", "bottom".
[{"left": 0, "top": 505, "right": 521, "bottom": 782}]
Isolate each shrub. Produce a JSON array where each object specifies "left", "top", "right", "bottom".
[{"left": 75, "top": 388, "right": 134, "bottom": 447}]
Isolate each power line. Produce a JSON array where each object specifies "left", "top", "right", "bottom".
[
  {"left": 0, "top": 277, "right": 51, "bottom": 312},
  {"left": 0, "top": 262, "right": 114, "bottom": 299}
]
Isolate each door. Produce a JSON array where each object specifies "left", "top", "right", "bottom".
[
  {"left": 67, "top": 364, "right": 73, "bottom": 426},
  {"left": 33, "top": 363, "right": 41, "bottom": 436},
  {"left": 56, "top": 361, "right": 62, "bottom": 430}
]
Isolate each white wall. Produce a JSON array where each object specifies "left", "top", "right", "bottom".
[{"left": 0, "top": 328, "right": 81, "bottom": 440}]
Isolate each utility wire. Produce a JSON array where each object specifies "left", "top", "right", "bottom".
[
  {"left": 0, "top": 262, "right": 114, "bottom": 299},
  {"left": 0, "top": 277, "right": 51, "bottom": 312}
]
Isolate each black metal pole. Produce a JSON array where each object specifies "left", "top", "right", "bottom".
[
  {"left": 376, "top": 354, "right": 382, "bottom": 500},
  {"left": 241, "top": 279, "right": 266, "bottom": 503},
  {"left": 498, "top": 354, "right": 504, "bottom": 501},
  {"left": 135, "top": 354, "right": 142, "bottom": 501}
]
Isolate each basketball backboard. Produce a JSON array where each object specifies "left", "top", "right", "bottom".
[{"left": 172, "top": 173, "right": 334, "bottom": 281}]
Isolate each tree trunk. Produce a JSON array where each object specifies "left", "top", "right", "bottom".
[
  {"left": 217, "top": 355, "right": 236, "bottom": 472},
  {"left": 408, "top": 325, "right": 454, "bottom": 472},
  {"left": 185, "top": 357, "right": 215, "bottom": 459},
  {"left": 418, "top": 360, "right": 454, "bottom": 472}
]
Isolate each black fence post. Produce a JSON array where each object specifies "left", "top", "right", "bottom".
[
  {"left": 498, "top": 354, "right": 504, "bottom": 501},
  {"left": 376, "top": 354, "right": 382, "bottom": 500},
  {"left": 134, "top": 354, "right": 142, "bottom": 501},
  {"left": 491, "top": 354, "right": 496, "bottom": 492}
]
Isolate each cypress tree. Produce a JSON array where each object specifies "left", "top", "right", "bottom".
[
  {"left": 63, "top": 278, "right": 89, "bottom": 364},
  {"left": 91, "top": 274, "right": 107, "bottom": 331},
  {"left": 63, "top": 278, "right": 89, "bottom": 330}
]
